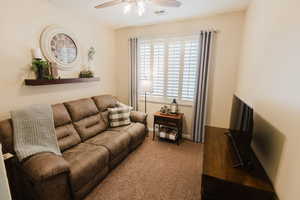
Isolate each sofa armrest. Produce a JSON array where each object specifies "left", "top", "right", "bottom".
[
  {"left": 130, "top": 111, "right": 148, "bottom": 124},
  {"left": 22, "top": 152, "right": 70, "bottom": 182}
]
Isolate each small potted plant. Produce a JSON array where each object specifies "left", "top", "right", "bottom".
[
  {"left": 31, "top": 58, "right": 51, "bottom": 80},
  {"left": 79, "top": 69, "right": 94, "bottom": 78}
]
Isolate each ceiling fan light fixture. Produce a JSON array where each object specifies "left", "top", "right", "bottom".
[
  {"left": 123, "top": 3, "right": 132, "bottom": 14},
  {"left": 137, "top": 7, "right": 145, "bottom": 16},
  {"left": 137, "top": 0, "right": 146, "bottom": 16},
  {"left": 154, "top": 10, "right": 167, "bottom": 15}
]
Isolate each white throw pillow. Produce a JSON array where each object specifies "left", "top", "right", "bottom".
[{"left": 107, "top": 104, "right": 132, "bottom": 127}]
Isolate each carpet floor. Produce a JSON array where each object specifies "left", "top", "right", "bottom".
[{"left": 85, "top": 134, "right": 203, "bottom": 200}]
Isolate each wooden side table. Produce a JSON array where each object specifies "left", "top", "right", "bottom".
[{"left": 153, "top": 112, "right": 184, "bottom": 145}]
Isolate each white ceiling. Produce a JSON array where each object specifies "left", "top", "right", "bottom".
[{"left": 50, "top": 0, "right": 251, "bottom": 29}]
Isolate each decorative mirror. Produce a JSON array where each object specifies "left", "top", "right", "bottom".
[{"left": 40, "top": 25, "right": 81, "bottom": 71}]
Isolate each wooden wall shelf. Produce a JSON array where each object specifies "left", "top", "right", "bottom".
[{"left": 24, "top": 78, "right": 100, "bottom": 86}]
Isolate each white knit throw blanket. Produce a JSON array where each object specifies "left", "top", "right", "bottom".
[{"left": 11, "top": 104, "right": 61, "bottom": 161}]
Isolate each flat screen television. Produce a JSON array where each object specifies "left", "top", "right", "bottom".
[{"left": 227, "top": 95, "right": 254, "bottom": 168}]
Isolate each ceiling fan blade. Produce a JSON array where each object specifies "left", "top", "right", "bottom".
[
  {"left": 95, "top": 0, "right": 124, "bottom": 9},
  {"left": 151, "top": 0, "right": 182, "bottom": 7}
]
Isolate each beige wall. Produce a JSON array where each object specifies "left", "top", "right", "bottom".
[
  {"left": 115, "top": 11, "right": 245, "bottom": 137},
  {"left": 0, "top": 0, "right": 116, "bottom": 120},
  {"left": 236, "top": 0, "right": 300, "bottom": 199}
]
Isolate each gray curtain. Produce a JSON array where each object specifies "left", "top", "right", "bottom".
[
  {"left": 193, "top": 31, "right": 215, "bottom": 143},
  {"left": 129, "top": 38, "right": 139, "bottom": 111}
]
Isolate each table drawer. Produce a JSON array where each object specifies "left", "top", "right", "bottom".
[{"left": 154, "top": 116, "right": 179, "bottom": 124}]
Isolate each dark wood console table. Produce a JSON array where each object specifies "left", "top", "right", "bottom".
[{"left": 202, "top": 127, "right": 276, "bottom": 200}]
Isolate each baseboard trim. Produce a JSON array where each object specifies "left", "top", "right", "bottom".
[{"left": 182, "top": 134, "right": 193, "bottom": 140}]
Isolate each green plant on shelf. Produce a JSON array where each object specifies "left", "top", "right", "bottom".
[
  {"left": 31, "top": 59, "right": 52, "bottom": 80},
  {"left": 79, "top": 70, "right": 94, "bottom": 78}
]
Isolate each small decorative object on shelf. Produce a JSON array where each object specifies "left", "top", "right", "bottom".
[
  {"left": 79, "top": 70, "right": 94, "bottom": 78},
  {"left": 50, "top": 63, "right": 59, "bottom": 79},
  {"left": 160, "top": 105, "right": 170, "bottom": 114},
  {"left": 32, "top": 48, "right": 43, "bottom": 60},
  {"left": 170, "top": 99, "right": 178, "bottom": 114},
  {"left": 78, "top": 46, "right": 96, "bottom": 78},
  {"left": 31, "top": 48, "right": 56, "bottom": 80},
  {"left": 88, "top": 47, "right": 96, "bottom": 70},
  {"left": 159, "top": 99, "right": 179, "bottom": 115},
  {"left": 31, "top": 58, "right": 51, "bottom": 80}
]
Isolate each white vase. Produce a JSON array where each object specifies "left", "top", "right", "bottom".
[{"left": 87, "top": 59, "right": 94, "bottom": 71}]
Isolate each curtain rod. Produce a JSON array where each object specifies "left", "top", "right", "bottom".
[
  {"left": 130, "top": 30, "right": 218, "bottom": 40},
  {"left": 200, "top": 29, "right": 218, "bottom": 33}
]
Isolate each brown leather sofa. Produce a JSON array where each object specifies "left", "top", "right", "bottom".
[{"left": 0, "top": 95, "right": 148, "bottom": 200}]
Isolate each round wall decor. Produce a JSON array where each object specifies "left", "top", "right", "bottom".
[{"left": 40, "top": 25, "right": 81, "bottom": 71}]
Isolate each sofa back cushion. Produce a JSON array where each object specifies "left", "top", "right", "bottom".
[
  {"left": 64, "top": 98, "right": 99, "bottom": 122},
  {"left": 0, "top": 119, "right": 14, "bottom": 154},
  {"left": 64, "top": 98, "right": 107, "bottom": 141},
  {"left": 52, "top": 103, "right": 72, "bottom": 127},
  {"left": 100, "top": 111, "right": 109, "bottom": 127},
  {"left": 92, "top": 95, "right": 118, "bottom": 112},
  {"left": 52, "top": 104, "right": 81, "bottom": 151}
]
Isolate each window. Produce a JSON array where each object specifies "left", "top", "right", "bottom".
[{"left": 138, "top": 35, "right": 200, "bottom": 102}]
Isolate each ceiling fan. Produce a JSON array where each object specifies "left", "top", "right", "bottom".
[{"left": 94, "top": 0, "right": 182, "bottom": 16}]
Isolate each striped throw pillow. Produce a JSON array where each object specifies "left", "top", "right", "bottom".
[{"left": 107, "top": 106, "right": 132, "bottom": 127}]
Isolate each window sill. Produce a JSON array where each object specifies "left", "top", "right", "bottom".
[{"left": 138, "top": 96, "right": 194, "bottom": 107}]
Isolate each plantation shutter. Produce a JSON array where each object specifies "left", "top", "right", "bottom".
[
  {"left": 152, "top": 40, "right": 165, "bottom": 96},
  {"left": 167, "top": 39, "right": 181, "bottom": 98},
  {"left": 138, "top": 35, "right": 199, "bottom": 101},
  {"left": 181, "top": 36, "right": 200, "bottom": 100},
  {"left": 139, "top": 40, "right": 151, "bottom": 81}
]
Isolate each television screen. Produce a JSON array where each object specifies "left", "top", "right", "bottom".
[
  {"left": 230, "top": 95, "right": 253, "bottom": 134},
  {"left": 228, "top": 95, "right": 254, "bottom": 168}
]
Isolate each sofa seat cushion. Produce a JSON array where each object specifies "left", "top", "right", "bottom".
[
  {"left": 107, "top": 123, "right": 133, "bottom": 132},
  {"left": 84, "top": 131, "right": 131, "bottom": 159},
  {"left": 108, "top": 123, "right": 146, "bottom": 150},
  {"left": 62, "top": 143, "right": 109, "bottom": 192},
  {"left": 126, "top": 123, "right": 146, "bottom": 149}
]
